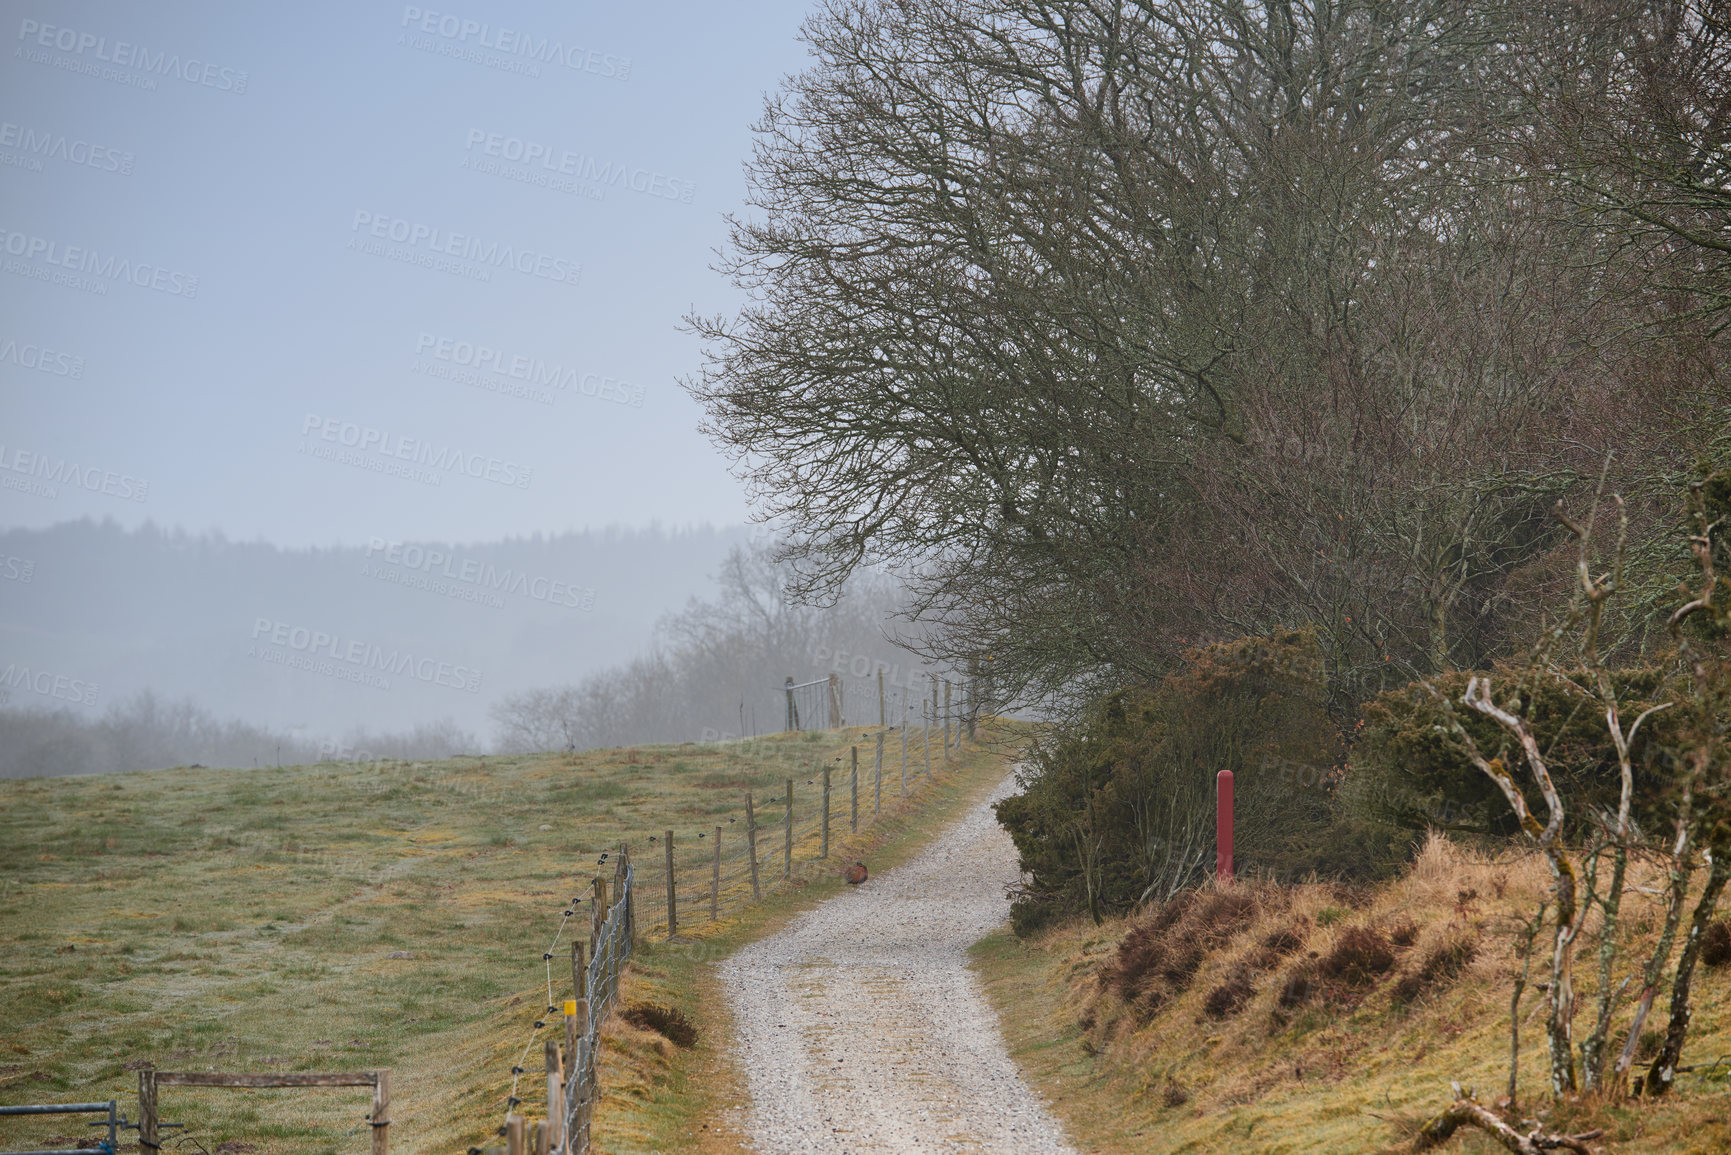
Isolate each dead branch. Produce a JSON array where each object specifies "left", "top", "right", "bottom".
[{"left": 1414, "top": 1083, "right": 1602, "bottom": 1153}]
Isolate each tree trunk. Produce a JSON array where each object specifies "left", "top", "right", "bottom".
[
  {"left": 1645, "top": 849, "right": 1729, "bottom": 1097},
  {"left": 1612, "top": 786, "right": 1697, "bottom": 1093},
  {"left": 1580, "top": 841, "right": 1626, "bottom": 1091}
]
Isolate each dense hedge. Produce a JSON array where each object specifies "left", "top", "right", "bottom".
[
  {"left": 997, "top": 629, "right": 1407, "bottom": 934},
  {"left": 1343, "top": 665, "right": 1682, "bottom": 840}
]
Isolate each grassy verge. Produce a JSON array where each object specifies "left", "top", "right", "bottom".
[
  {"left": 970, "top": 834, "right": 1731, "bottom": 1155},
  {"left": 0, "top": 722, "right": 1025, "bottom": 1154},
  {"left": 588, "top": 720, "right": 1027, "bottom": 1154}
]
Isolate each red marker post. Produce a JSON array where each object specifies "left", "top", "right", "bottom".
[{"left": 1216, "top": 768, "right": 1234, "bottom": 881}]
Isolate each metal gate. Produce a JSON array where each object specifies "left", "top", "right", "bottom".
[
  {"left": 783, "top": 674, "right": 842, "bottom": 731},
  {"left": 1, "top": 1101, "right": 120, "bottom": 1155}
]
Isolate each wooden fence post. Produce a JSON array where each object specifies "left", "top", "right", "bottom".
[
  {"left": 931, "top": 673, "right": 939, "bottom": 737},
  {"left": 571, "top": 937, "right": 589, "bottom": 1140},
  {"left": 925, "top": 701, "right": 933, "bottom": 778},
  {"left": 879, "top": 730, "right": 891, "bottom": 799},
  {"left": 533, "top": 1121, "right": 548, "bottom": 1155},
  {"left": 138, "top": 1069, "right": 157, "bottom": 1155},
  {"left": 571, "top": 941, "right": 587, "bottom": 1008},
  {"left": 544, "top": 1042, "right": 562, "bottom": 1153},
  {"left": 564, "top": 991, "right": 578, "bottom": 1081},
  {"left": 590, "top": 878, "right": 606, "bottom": 960},
  {"left": 944, "top": 680, "right": 952, "bottom": 759},
  {"left": 874, "top": 734, "right": 882, "bottom": 815},
  {"left": 664, "top": 830, "right": 677, "bottom": 939},
  {"left": 827, "top": 674, "right": 842, "bottom": 729},
  {"left": 785, "top": 676, "right": 795, "bottom": 731},
  {"left": 900, "top": 702, "right": 908, "bottom": 787},
  {"left": 821, "top": 767, "right": 831, "bottom": 858},
  {"left": 745, "top": 792, "right": 760, "bottom": 901},
  {"left": 878, "top": 668, "right": 885, "bottom": 727},
  {"left": 849, "top": 749, "right": 858, "bottom": 832},
  {"left": 370, "top": 1068, "right": 390, "bottom": 1155},
  {"left": 966, "top": 666, "right": 977, "bottom": 738},
  {"left": 712, "top": 826, "right": 721, "bottom": 920},
  {"left": 506, "top": 1112, "right": 525, "bottom": 1155},
  {"left": 783, "top": 779, "right": 793, "bottom": 878},
  {"left": 619, "top": 842, "right": 633, "bottom": 945}
]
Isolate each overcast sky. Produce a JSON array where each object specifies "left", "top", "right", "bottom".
[{"left": 1, "top": 0, "right": 813, "bottom": 547}]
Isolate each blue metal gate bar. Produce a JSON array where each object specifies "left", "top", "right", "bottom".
[{"left": 0, "top": 1100, "right": 119, "bottom": 1155}]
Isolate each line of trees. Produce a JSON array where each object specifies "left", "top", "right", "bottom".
[
  {"left": 490, "top": 539, "right": 930, "bottom": 751},
  {"left": 685, "top": 0, "right": 1731, "bottom": 718},
  {"left": 0, "top": 690, "right": 476, "bottom": 779}
]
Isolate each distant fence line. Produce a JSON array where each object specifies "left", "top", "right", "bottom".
[
  {"left": 635, "top": 706, "right": 971, "bottom": 942},
  {"left": 477, "top": 710, "right": 972, "bottom": 1154},
  {"left": 784, "top": 671, "right": 981, "bottom": 734}
]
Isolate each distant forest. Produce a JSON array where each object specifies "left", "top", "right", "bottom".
[{"left": 0, "top": 531, "right": 933, "bottom": 776}]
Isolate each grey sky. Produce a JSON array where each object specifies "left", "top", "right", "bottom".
[{"left": 1, "top": 0, "right": 813, "bottom": 546}]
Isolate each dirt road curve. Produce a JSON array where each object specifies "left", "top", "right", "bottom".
[{"left": 719, "top": 774, "right": 1078, "bottom": 1153}]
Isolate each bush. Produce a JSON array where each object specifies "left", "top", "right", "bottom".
[
  {"left": 1391, "top": 935, "right": 1478, "bottom": 1005},
  {"left": 621, "top": 1002, "right": 698, "bottom": 1048},
  {"left": 1104, "top": 890, "right": 1261, "bottom": 1020},
  {"left": 1204, "top": 972, "right": 1255, "bottom": 1018},
  {"left": 1343, "top": 664, "right": 1679, "bottom": 839},
  {"left": 1277, "top": 967, "right": 1315, "bottom": 1009},
  {"left": 1702, "top": 920, "right": 1731, "bottom": 969},
  {"left": 1262, "top": 925, "right": 1307, "bottom": 956},
  {"left": 997, "top": 629, "right": 1389, "bottom": 930},
  {"left": 1318, "top": 926, "right": 1396, "bottom": 986}
]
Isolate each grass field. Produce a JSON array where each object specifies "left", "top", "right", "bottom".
[{"left": 0, "top": 723, "right": 1024, "bottom": 1155}]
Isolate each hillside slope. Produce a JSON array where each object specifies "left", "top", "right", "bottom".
[{"left": 972, "top": 835, "right": 1731, "bottom": 1154}]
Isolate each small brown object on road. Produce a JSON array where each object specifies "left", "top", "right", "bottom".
[{"left": 844, "top": 862, "right": 868, "bottom": 885}]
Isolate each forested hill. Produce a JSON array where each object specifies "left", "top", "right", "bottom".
[{"left": 0, "top": 519, "right": 752, "bottom": 741}]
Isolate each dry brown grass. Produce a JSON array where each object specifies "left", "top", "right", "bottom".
[{"left": 972, "top": 832, "right": 1731, "bottom": 1153}]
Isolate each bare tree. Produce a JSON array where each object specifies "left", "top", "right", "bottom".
[
  {"left": 1423, "top": 474, "right": 1729, "bottom": 1105},
  {"left": 686, "top": 0, "right": 1721, "bottom": 716},
  {"left": 491, "top": 539, "right": 922, "bottom": 751}
]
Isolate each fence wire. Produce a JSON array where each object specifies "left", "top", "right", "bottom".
[
  {"left": 562, "top": 860, "right": 632, "bottom": 1155},
  {"left": 487, "top": 713, "right": 974, "bottom": 1154}
]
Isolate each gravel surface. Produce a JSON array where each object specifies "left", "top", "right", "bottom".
[{"left": 719, "top": 774, "right": 1078, "bottom": 1153}]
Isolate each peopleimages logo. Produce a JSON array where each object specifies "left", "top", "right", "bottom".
[
  {"left": 0, "top": 555, "right": 35, "bottom": 583},
  {"left": 16, "top": 19, "right": 249, "bottom": 93},
  {"left": 0, "top": 662, "right": 99, "bottom": 706},
  {"left": 0, "top": 226, "right": 198, "bottom": 297},
  {"left": 363, "top": 538, "right": 596, "bottom": 611},
  {"left": 0, "top": 336, "right": 84, "bottom": 379},
  {"left": 398, "top": 7, "right": 630, "bottom": 80},
  {"left": 0, "top": 444, "right": 149, "bottom": 502},
  {"left": 348, "top": 211, "right": 580, "bottom": 287},
  {"left": 413, "top": 332, "right": 643, "bottom": 408},
  {"left": 462, "top": 129, "right": 693, "bottom": 204},
  {"left": 299, "top": 413, "right": 533, "bottom": 489},
  {"left": 248, "top": 617, "right": 484, "bottom": 694},
  {"left": 0, "top": 120, "right": 133, "bottom": 175}
]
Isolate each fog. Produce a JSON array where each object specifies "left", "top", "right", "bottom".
[
  {"left": 0, "top": 523, "right": 940, "bottom": 775},
  {"left": 0, "top": 2, "right": 877, "bottom": 773}
]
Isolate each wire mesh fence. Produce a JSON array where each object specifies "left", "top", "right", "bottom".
[
  {"left": 481, "top": 697, "right": 980, "bottom": 1154},
  {"left": 479, "top": 849, "right": 633, "bottom": 1155},
  {"left": 562, "top": 858, "right": 632, "bottom": 1155},
  {"left": 631, "top": 714, "right": 966, "bottom": 941}
]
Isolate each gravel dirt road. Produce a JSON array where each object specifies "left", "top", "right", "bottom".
[{"left": 719, "top": 773, "right": 1078, "bottom": 1153}]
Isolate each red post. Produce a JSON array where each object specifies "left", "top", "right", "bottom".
[{"left": 1216, "top": 768, "right": 1234, "bottom": 880}]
